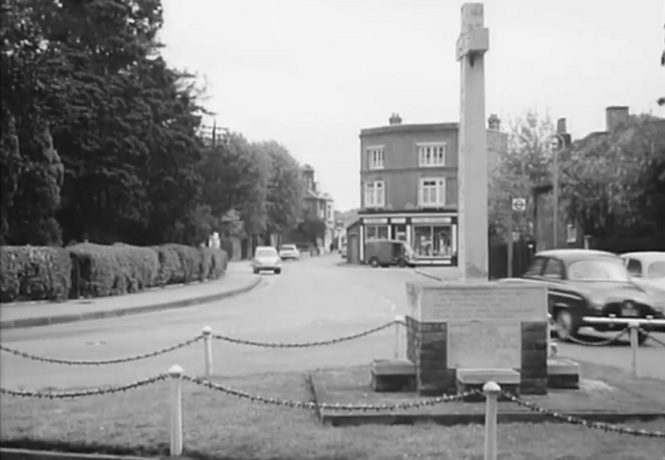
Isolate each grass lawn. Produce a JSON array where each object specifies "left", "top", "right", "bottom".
[{"left": 1, "top": 368, "right": 664, "bottom": 460}]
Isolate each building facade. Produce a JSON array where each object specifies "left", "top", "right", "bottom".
[
  {"left": 302, "top": 165, "right": 336, "bottom": 251},
  {"left": 353, "top": 113, "right": 507, "bottom": 265}
]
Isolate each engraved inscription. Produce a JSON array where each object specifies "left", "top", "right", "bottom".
[
  {"left": 418, "top": 285, "right": 547, "bottom": 322},
  {"left": 447, "top": 321, "right": 521, "bottom": 369}
]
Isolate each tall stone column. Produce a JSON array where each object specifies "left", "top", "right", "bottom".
[{"left": 456, "top": 3, "right": 490, "bottom": 280}]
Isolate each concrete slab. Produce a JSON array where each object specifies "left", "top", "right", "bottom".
[
  {"left": 310, "top": 363, "right": 665, "bottom": 426},
  {"left": 457, "top": 368, "right": 521, "bottom": 384}
]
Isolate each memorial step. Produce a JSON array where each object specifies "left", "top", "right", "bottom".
[
  {"left": 456, "top": 368, "right": 521, "bottom": 401},
  {"left": 370, "top": 359, "right": 416, "bottom": 393},
  {"left": 547, "top": 358, "right": 580, "bottom": 389}
]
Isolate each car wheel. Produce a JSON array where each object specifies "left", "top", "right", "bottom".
[
  {"left": 274, "top": 269, "right": 281, "bottom": 275},
  {"left": 555, "top": 309, "right": 577, "bottom": 341},
  {"left": 369, "top": 257, "right": 380, "bottom": 268},
  {"left": 397, "top": 258, "right": 407, "bottom": 268}
]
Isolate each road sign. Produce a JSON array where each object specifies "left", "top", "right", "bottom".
[{"left": 512, "top": 198, "right": 527, "bottom": 212}]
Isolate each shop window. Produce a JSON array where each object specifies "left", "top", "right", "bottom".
[{"left": 413, "top": 225, "right": 453, "bottom": 257}]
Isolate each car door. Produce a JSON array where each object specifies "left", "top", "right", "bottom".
[{"left": 544, "top": 258, "right": 587, "bottom": 321}]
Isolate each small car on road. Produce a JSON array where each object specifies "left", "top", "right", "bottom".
[
  {"left": 278, "top": 244, "right": 300, "bottom": 261},
  {"left": 252, "top": 246, "right": 283, "bottom": 275},
  {"left": 504, "top": 249, "right": 664, "bottom": 343}
]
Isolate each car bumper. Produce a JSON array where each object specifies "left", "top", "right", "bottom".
[{"left": 253, "top": 265, "right": 281, "bottom": 270}]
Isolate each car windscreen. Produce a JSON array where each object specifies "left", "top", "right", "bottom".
[
  {"left": 568, "top": 259, "right": 630, "bottom": 282},
  {"left": 256, "top": 249, "right": 277, "bottom": 258},
  {"left": 647, "top": 261, "right": 665, "bottom": 279},
  {"left": 279, "top": 245, "right": 295, "bottom": 251}
]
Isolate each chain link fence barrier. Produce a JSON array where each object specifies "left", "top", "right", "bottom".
[
  {"left": 0, "top": 336, "right": 203, "bottom": 365},
  {"left": 211, "top": 320, "right": 397, "bottom": 348},
  {"left": 501, "top": 391, "right": 665, "bottom": 439}
]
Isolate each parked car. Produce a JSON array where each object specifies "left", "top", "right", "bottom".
[
  {"left": 252, "top": 246, "right": 282, "bottom": 274},
  {"left": 278, "top": 244, "right": 300, "bottom": 261},
  {"left": 621, "top": 251, "right": 665, "bottom": 312},
  {"left": 502, "top": 249, "right": 664, "bottom": 343},
  {"left": 364, "top": 239, "right": 417, "bottom": 268}
]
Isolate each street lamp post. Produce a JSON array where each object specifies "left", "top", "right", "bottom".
[{"left": 549, "top": 134, "right": 566, "bottom": 249}]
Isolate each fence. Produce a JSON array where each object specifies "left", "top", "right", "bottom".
[{"left": 1, "top": 316, "right": 664, "bottom": 459}]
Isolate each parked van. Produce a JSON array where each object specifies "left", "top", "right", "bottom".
[{"left": 364, "top": 239, "right": 417, "bottom": 268}]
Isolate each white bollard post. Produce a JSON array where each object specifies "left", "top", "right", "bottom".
[
  {"left": 483, "top": 381, "right": 501, "bottom": 460},
  {"left": 168, "top": 365, "right": 184, "bottom": 457},
  {"left": 394, "top": 315, "right": 404, "bottom": 360},
  {"left": 202, "top": 326, "right": 213, "bottom": 377},
  {"left": 628, "top": 321, "right": 639, "bottom": 378}
]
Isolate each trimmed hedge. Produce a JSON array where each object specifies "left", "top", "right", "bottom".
[
  {"left": 0, "top": 242, "right": 228, "bottom": 303},
  {"left": 0, "top": 246, "right": 72, "bottom": 302}
]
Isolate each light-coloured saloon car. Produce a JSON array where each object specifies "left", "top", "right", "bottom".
[
  {"left": 252, "top": 246, "right": 283, "bottom": 275},
  {"left": 621, "top": 251, "right": 665, "bottom": 313},
  {"left": 278, "top": 244, "right": 300, "bottom": 261}
]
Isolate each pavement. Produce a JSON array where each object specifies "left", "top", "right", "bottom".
[
  {"left": 0, "top": 262, "right": 261, "bottom": 329},
  {"left": 0, "top": 255, "right": 664, "bottom": 390}
]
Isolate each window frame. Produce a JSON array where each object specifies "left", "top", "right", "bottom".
[
  {"left": 364, "top": 180, "right": 385, "bottom": 208},
  {"left": 418, "top": 177, "right": 446, "bottom": 208},
  {"left": 367, "top": 146, "right": 385, "bottom": 170},
  {"left": 417, "top": 142, "right": 447, "bottom": 167}
]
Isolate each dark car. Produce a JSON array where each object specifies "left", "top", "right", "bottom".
[{"left": 505, "top": 249, "right": 665, "bottom": 343}]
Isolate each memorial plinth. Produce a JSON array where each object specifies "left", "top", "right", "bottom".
[{"left": 405, "top": 281, "right": 549, "bottom": 396}]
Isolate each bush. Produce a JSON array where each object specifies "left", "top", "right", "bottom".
[
  {"left": 160, "top": 244, "right": 204, "bottom": 284},
  {"left": 200, "top": 247, "right": 228, "bottom": 280},
  {"left": 0, "top": 246, "right": 72, "bottom": 302},
  {"left": 151, "top": 245, "right": 182, "bottom": 287},
  {"left": 68, "top": 243, "right": 159, "bottom": 298}
]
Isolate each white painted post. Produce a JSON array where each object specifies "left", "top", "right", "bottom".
[
  {"left": 168, "top": 365, "right": 184, "bottom": 457},
  {"left": 628, "top": 321, "right": 639, "bottom": 378},
  {"left": 394, "top": 315, "right": 404, "bottom": 360},
  {"left": 202, "top": 326, "right": 213, "bottom": 377},
  {"left": 483, "top": 381, "right": 501, "bottom": 460}
]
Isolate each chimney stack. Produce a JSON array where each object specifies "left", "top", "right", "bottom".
[
  {"left": 389, "top": 113, "right": 402, "bottom": 125},
  {"left": 556, "top": 118, "right": 567, "bottom": 134},
  {"left": 488, "top": 114, "right": 501, "bottom": 131},
  {"left": 605, "top": 106, "right": 629, "bottom": 132}
]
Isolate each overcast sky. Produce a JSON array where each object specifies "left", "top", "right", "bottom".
[{"left": 160, "top": 0, "right": 665, "bottom": 211}]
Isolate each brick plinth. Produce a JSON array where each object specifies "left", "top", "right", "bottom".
[
  {"left": 520, "top": 321, "right": 548, "bottom": 395},
  {"left": 405, "top": 316, "right": 456, "bottom": 396}
]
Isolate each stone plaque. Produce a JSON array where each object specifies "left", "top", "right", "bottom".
[
  {"left": 408, "top": 282, "right": 547, "bottom": 323},
  {"left": 447, "top": 321, "right": 521, "bottom": 369}
]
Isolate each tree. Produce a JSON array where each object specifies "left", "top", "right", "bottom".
[
  {"left": 488, "top": 111, "right": 555, "bottom": 243},
  {"left": 1, "top": 0, "right": 68, "bottom": 245},
  {"left": 561, "top": 115, "right": 665, "bottom": 237},
  {"left": 254, "top": 141, "right": 304, "bottom": 237}
]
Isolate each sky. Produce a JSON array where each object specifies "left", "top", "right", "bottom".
[{"left": 159, "top": 0, "right": 665, "bottom": 212}]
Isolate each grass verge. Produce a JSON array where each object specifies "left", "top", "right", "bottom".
[{"left": 1, "top": 368, "right": 664, "bottom": 460}]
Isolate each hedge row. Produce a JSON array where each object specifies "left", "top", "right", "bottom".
[{"left": 0, "top": 243, "right": 228, "bottom": 303}]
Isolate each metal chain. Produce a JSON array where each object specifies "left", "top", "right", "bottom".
[
  {"left": 559, "top": 328, "right": 629, "bottom": 346},
  {"left": 501, "top": 391, "right": 665, "bottom": 439},
  {"left": 0, "top": 335, "right": 203, "bottom": 366},
  {"left": 212, "top": 321, "right": 396, "bottom": 348},
  {"left": 639, "top": 328, "right": 665, "bottom": 348},
  {"left": 182, "top": 375, "right": 473, "bottom": 411},
  {"left": 0, "top": 374, "right": 168, "bottom": 399}
]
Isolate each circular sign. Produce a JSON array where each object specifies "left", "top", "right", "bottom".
[{"left": 512, "top": 198, "right": 527, "bottom": 212}]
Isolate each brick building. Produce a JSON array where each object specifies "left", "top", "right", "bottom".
[
  {"left": 301, "top": 165, "right": 336, "bottom": 251},
  {"left": 347, "top": 113, "right": 507, "bottom": 265}
]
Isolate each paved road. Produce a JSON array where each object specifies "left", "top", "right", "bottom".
[{"left": 1, "top": 256, "right": 663, "bottom": 389}]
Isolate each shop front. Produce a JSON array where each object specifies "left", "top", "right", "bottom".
[{"left": 357, "top": 214, "right": 458, "bottom": 265}]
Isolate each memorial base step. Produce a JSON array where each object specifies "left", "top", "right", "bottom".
[
  {"left": 547, "top": 358, "right": 580, "bottom": 389},
  {"left": 456, "top": 368, "right": 521, "bottom": 402},
  {"left": 371, "top": 359, "right": 416, "bottom": 392}
]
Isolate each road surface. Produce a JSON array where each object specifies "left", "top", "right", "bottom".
[{"left": 1, "top": 256, "right": 663, "bottom": 389}]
